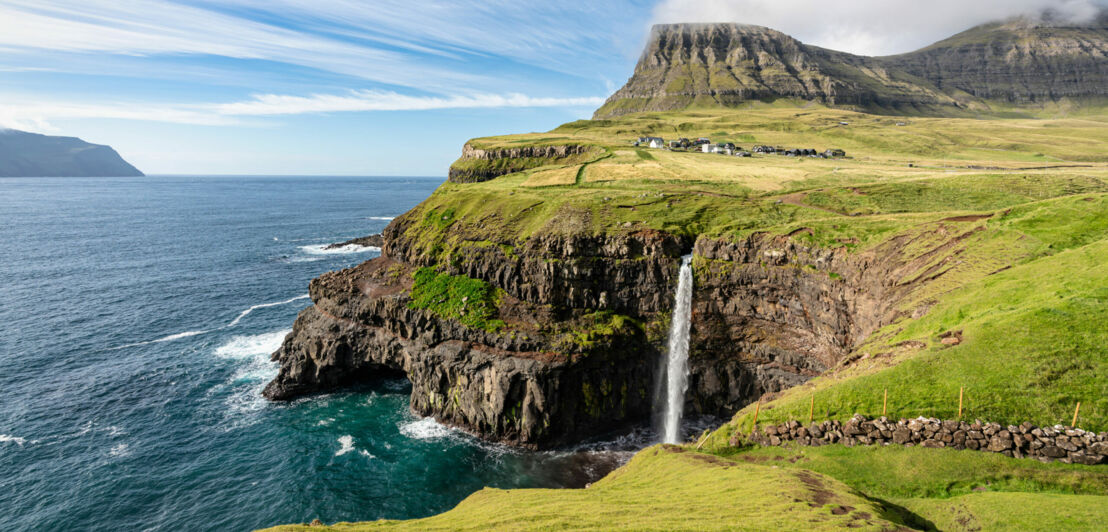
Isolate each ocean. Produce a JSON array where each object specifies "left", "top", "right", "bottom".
[{"left": 0, "top": 176, "right": 634, "bottom": 531}]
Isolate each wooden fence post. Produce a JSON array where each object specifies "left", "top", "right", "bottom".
[
  {"left": 1073, "top": 402, "right": 1081, "bottom": 428},
  {"left": 808, "top": 395, "right": 815, "bottom": 424},
  {"left": 882, "top": 389, "right": 888, "bottom": 417},
  {"left": 750, "top": 400, "right": 761, "bottom": 435},
  {"left": 958, "top": 387, "right": 964, "bottom": 419}
]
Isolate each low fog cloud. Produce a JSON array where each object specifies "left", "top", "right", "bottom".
[{"left": 651, "top": 0, "right": 1106, "bottom": 55}]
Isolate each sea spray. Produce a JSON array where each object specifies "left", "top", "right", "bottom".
[{"left": 659, "top": 255, "right": 694, "bottom": 444}]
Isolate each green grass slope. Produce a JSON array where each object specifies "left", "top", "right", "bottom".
[
  {"left": 266, "top": 106, "right": 1108, "bottom": 531},
  {"left": 263, "top": 445, "right": 1108, "bottom": 532},
  {"left": 262, "top": 445, "right": 912, "bottom": 531}
]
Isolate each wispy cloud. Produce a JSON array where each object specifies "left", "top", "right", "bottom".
[
  {"left": 216, "top": 91, "right": 605, "bottom": 116},
  {"left": 0, "top": 0, "right": 484, "bottom": 90},
  {"left": 652, "top": 0, "right": 1107, "bottom": 56},
  {"left": 0, "top": 0, "right": 648, "bottom": 91},
  {"left": 0, "top": 90, "right": 606, "bottom": 132}
]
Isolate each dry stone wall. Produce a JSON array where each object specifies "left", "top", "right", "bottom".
[{"left": 732, "top": 414, "right": 1107, "bottom": 465}]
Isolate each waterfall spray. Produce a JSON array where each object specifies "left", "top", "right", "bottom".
[{"left": 658, "top": 254, "right": 693, "bottom": 444}]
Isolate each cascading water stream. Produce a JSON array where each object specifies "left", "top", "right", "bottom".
[{"left": 659, "top": 254, "right": 694, "bottom": 444}]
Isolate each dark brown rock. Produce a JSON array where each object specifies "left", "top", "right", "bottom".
[
  {"left": 988, "top": 435, "right": 1014, "bottom": 452},
  {"left": 1041, "top": 446, "right": 1068, "bottom": 459}
]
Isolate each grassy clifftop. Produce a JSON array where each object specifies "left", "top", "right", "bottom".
[{"left": 274, "top": 106, "right": 1108, "bottom": 530}]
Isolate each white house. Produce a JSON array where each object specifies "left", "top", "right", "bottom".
[{"left": 648, "top": 137, "right": 664, "bottom": 149}]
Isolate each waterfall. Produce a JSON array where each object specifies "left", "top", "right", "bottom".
[{"left": 658, "top": 254, "right": 694, "bottom": 444}]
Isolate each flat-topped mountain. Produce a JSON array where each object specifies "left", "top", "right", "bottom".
[
  {"left": 595, "top": 23, "right": 959, "bottom": 118},
  {"left": 596, "top": 13, "right": 1108, "bottom": 118},
  {"left": 0, "top": 129, "right": 144, "bottom": 177}
]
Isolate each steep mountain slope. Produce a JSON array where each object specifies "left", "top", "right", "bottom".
[
  {"left": 882, "top": 13, "right": 1108, "bottom": 104},
  {"left": 0, "top": 129, "right": 144, "bottom": 177},
  {"left": 596, "top": 13, "right": 1108, "bottom": 118},
  {"left": 594, "top": 23, "right": 960, "bottom": 119}
]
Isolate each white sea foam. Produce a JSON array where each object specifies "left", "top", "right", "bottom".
[
  {"left": 365, "top": 216, "right": 395, "bottom": 221},
  {"left": 109, "top": 443, "right": 130, "bottom": 457},
  {"left": 226, "top": 295, "right": 309, "bottom": 327},
  {"left": 398, "top": 417, "right": 456, "bottom": 440},
  {"left": 359, "top": 449, "right": 375, "bottom": 458},
  {"left": 299, "top": 243, "right": 381, "bottom": 255},
  {"left": 111, "top": 329, "right": 208, "bottom": 350},
  {"left": 1, "top": 434, "right": 35, "bottom": 446},
  {"left": 214, "top": 330, "right": 289, "bottom": 361},
  {"left": 215, "top": 329, "right": 290, "bottom": 417},
  {"left": 335, "top": 435, "right": 355, "bottom": 456}
]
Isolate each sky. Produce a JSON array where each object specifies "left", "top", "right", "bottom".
[{"left": 0, "top": 0, "right": 1102, "bottom": 175}]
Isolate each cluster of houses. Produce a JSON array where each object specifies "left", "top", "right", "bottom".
[{"left": 634, "top": 137, "right": 846, "bottom": 159}]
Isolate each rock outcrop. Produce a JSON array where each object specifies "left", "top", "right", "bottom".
[
  {"left": 324, "top": 234, "right": 384, "bottom": 250},
  {"left": 264, "top": 203, "right": 962, "bottom": 448},
  {"left": 264, "top": 230, "right": 677, "bottom": 448},
  {"left": 735, "top": 414, "right": 1108, "bottom": 465},
  {"left": 448, "top": 143, "right": 593, "bottom": 183}
]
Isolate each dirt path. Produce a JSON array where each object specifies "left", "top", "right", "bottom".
[{"left": 778, "top": 192, "right": 846, "bottom": 216}]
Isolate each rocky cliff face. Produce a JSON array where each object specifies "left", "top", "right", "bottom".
[
  {"left": 594, "top": 23, "right": 959, "bottom": 119},
  {"left": 596, "top": 15, "right": 1108, "bottom": 118},
  {"left": 881, "top": 14, "right": 1108, "bottom": 104},
  {"left": 265, "top": 221, "right": 687, "bottom": 448},
  {"left": 265, "top": 201, "right": 953, "bottom": 448},
  {"left": 448, "top": 143, "right": 593, "bottom": 184}
]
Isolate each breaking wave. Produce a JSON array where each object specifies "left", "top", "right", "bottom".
[
  {"left": 215, "top": 329, "right": 289, "bottom": 417},
  {"left": 111, "top": 329, "right": 209, "bottom": 350},
  {"left": 226, "top": 295, "right": 309, "bottom": 327},
  {"left": 398, "top": 417, "right": 457, "bottom": 440},
  {"left": 299, "top": 243, "right": 380, "bottom": 255}
]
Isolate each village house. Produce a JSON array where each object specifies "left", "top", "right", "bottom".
[{"left": 702, "top": 144, "right": 732, "bottom": 155}]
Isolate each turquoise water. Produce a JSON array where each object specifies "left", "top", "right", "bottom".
[{"left": 0, "top": 176, "right": 633, "bottom": 531}]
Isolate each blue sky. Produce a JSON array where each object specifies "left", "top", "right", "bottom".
[{"left": 0, "top": 0, "right": 1100, "bottom": 175}]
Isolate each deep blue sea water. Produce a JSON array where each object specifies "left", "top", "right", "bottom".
[{"left": 0, "top": 176, "right": 634, "bottom": 531}]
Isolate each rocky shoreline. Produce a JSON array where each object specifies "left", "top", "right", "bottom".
[{"left": 323, "top": 234, "right": 384, "bottom": 250}]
